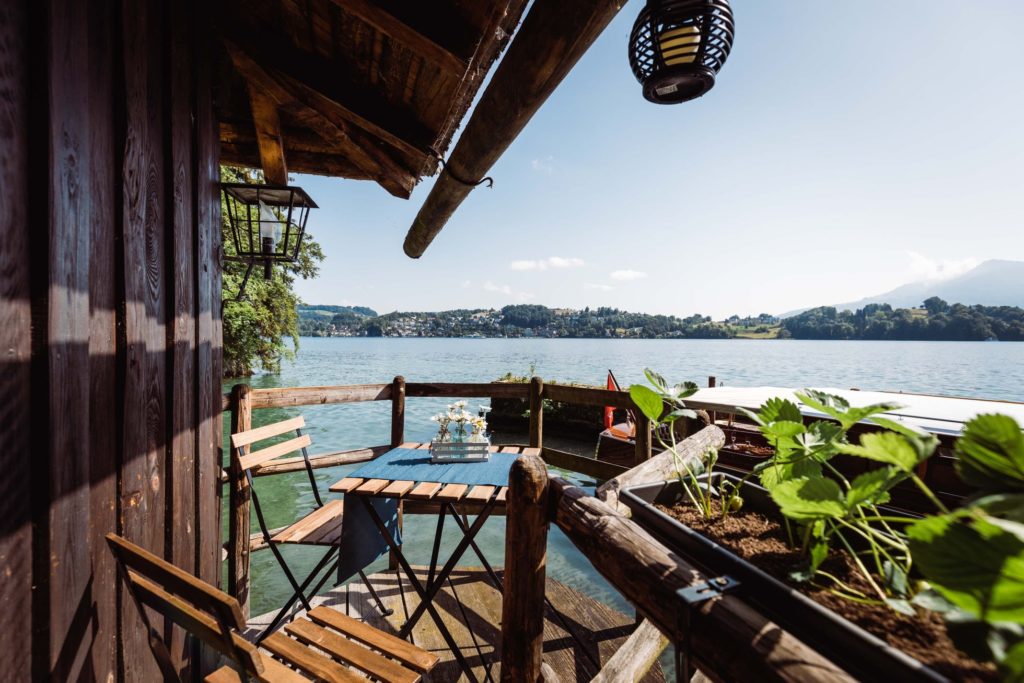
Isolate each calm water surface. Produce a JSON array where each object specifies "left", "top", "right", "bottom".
[{"left": 226, "top": 338, "right": 1023, "bottom": 647}]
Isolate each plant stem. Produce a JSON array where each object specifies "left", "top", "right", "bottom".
[
  {"left": 909, "top": 473, "right": 950, "bottom": 514},
  {"left": 832, "top": 523, "right": 888, "bottom": 602}
]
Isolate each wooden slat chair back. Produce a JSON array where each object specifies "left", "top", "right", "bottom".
[
  {"left": 105, "top": 533, "right": 264, "bottom": 680},
  {"left": 107, "top": 533, "right": 438, "bottom": 683},
  {"left": 230, "top": 415, "right": 392, "bottom": 639}
]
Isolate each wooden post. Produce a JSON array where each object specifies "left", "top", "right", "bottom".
[
  {"left": 228, "top": 383, "right": 253, "bottom": 619},
  {"left": 390, "top": 375, "right": 406, "bottom": 447},
  {"left": 528, "top": 376, "right": 543, "bottom": 449},
  {"left": 708, "top": 376, "right": 716, "bottom": 388},
  {"left": 634, "top": 414, "right": 652, "bottom": 466},
  {"left": 500, "top": 455, "right": 550, "bottom": 682},
  {"left": 390, "top": 375, "right": 406, "bottom": 570}
]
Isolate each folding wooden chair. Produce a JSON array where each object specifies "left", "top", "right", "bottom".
[
  {"left": 231, "top": 415, "right": 390, "bottom": 639},
  {"left": 106, "top": 533, "right": 438, "bottom": 682}
]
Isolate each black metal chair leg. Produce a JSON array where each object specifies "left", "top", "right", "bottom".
[
  {"left": 258, "top": 545, "right": 338, "bottom": 641},
  {"left": 266, "top": 540, "right": 314, "bottom": 611},
  {"left": 358, "top": 569, "right": 394, "bottom": 617}
]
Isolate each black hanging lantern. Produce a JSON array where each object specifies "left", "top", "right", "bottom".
[
  {"left": 629, "top": 0, "right": 735, "bottom": 104},
  {"left": 221, "top": 183, "right": 317, "bottom": 289}
]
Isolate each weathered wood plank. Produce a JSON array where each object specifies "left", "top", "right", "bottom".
[
  {"left": 391, "top": 376, "right": 406, "bottom": 447},
  {"left": 120, "top": 4, "right": 169, "bottom": 677},
  {"left": 405, "top": 382, "right": 529, "bottom": 399},
  {"left": 550, "top": 478, "right": 855, "bottom": 682},
  {"left": 325, "top": 0, "right": 468, "bottom": 74},
  {"left": 44, "top": 0, "right": 95, "bottom": 678},
  {"left": 0, "top": 1, "right": 32, "bottom": 678},
  {"left": 544, "top": 384, "right": 635, "bottom": 409},
  {"left": 228, "top": 385, "right": 253, "bottom": 619},
  {"left": 231, "top": 416, "right": 306, "bottom": 448},
  {"left": 86, "top": 2, "right": 120, "bottom": 679},
  {"left": 169, "top": 0, "right": 198, "bottom": 671},
  {"left": 529, "top": 376, "right": 543, "bottom": 448},
  {"left": 589, "top": 619, "right": 667, "bottom": 683},
  {"left": 249, "top": 384, "right": 392, "bottom": 407},
  {"left": 541, "top": 447, "right": 628, "bottom": 482},
  {"left": 248, "top": 446, "right": 387, "bottom": 478},
  {"left": 246, "top": 87, "right": 288, "bottom": 185},
  {"left": 501, "top": 455, "right": 550, "bottom": 681}
]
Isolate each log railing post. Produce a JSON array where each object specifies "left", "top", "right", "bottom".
[
  {"left": 390, "top": 375, "right": 406, "bottom": 447},
  {"left": 634, "top": 413, "right": 652, "bottom": 466},
  {"left": 390, "top": 375, "right": 406, "bottom": 570},
  {"left": 528, "top": 376, "right": 543, "bottom": 449},
  {"left": 228, "top": 383, "right": 252, "bottom": 619},
  {"left": 500, "top": 454, "right": 549, "bottom": 682}
]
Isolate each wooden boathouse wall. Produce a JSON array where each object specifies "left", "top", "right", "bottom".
[{"left": 0, "top": 0, "right": 222, "bottom": 680}]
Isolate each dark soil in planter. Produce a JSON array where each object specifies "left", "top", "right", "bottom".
[{"left": 658, "top": 500, "right": 997, "bottom": 681}]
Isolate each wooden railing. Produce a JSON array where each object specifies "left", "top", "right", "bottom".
[
  {"left": 224, "top": 376, "right": 651, "bottom": 617},
  {"left": 501, "top": 434, "right": 859, "bottom": 683}
]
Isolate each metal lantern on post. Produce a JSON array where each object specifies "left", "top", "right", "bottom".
[
  {"left": 221, "top": 183, "right": 317, "bottom": 298},
  {"left": 629, "top": 0, "right": 734, "bottom": 104}
]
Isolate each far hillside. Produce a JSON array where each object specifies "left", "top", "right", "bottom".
[
  {"left": 781, "top": 298, "right": 1024, "bottom": 341},
  {"left": 298, "top": 304, "right": 378, "bottom": 336}
]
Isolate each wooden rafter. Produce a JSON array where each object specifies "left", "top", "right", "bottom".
[
  {"left": 326, "top": 0, "right": 467, "bottom": 76},
  {"left": 403, "top": 0, "right": 627, "bottom": 257},
  {"left": 225, "top": 21, "right": 435, "bottom": 162},
  {"left": 246, "top": 87, "right": 288, "bottom": 184},
  {"left": 224, "top": 39, "right": 416, "bottom": 198}
]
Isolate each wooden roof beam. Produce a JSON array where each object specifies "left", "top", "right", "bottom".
[
  {"left": 225, "top": 21, "right": 435, "bottom": 162},
  {"left": 224, "top": 40, "right": 416, "bottom": 198},
  {"left": 246, "top": 87, "right": 288, "bottom": 184},
  {"left": 402, "top": 0, "right": 628, "bottom": 258},
  {"left": 326, "top": 0, "right": 468, "bottom": 76}
]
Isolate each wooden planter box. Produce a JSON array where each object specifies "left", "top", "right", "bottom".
[{"left": 620, "top": 474, "right": 948, "bottom": 682}]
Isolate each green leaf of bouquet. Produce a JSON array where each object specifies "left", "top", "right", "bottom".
[
  {"left": 838, "top": 431, "right": 922, "bottom": 472},
  {"left": 628, "top": 384, "right": 664, "bottom": 423},
  {"left": 955, "top": 413, "right": 1024, "bottom": 491},
  {"left": 770, "top": 477, "right": 847, "bottom": 521},
  {"left": 907, "top": 512, "right": 1024, "bottom": 622},
  {"left": 847, "top": 467, "right": 897, "bottom": 507}
]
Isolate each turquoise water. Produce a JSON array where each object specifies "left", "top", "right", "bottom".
[{"left": 223, "top": 338, "right": 1024, "bottom": 659}]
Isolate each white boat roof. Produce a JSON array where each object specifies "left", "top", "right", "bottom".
[{"left": 685, "top": 386, "right": 1024, "bottom": 437}]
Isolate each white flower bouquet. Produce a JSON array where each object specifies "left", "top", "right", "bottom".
[{"left": 430, "top": 402, "right": 491, "bottom": 462}]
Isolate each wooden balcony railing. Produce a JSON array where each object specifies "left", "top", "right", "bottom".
[{"left": 223, "top": 376, "right": 650, "bottom": 617}]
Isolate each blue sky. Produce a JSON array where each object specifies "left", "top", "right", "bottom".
[{"left": 291, "top": 0, "right": 1024, "bottom": 318}]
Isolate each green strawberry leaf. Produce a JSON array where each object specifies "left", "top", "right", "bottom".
[
  {"left": 838, "top": 431, "right": 923, "bottom": 473},
  {"left": 770, "top": 476, "right": 846, "bottom": 521},
  {"left": 628, "top": 384, "right": 664, "bottom": 423},
  {"left": 955, "top": 414, "right": 1024, "bottom": 491}
]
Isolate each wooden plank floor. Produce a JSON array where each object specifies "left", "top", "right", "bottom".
[{"left": 248, "top": 567, "right": 664, "bottom": 682}]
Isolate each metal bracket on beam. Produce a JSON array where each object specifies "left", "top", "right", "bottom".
[{"left": 676, "top": 575, "right": 741, "bottom": 682}]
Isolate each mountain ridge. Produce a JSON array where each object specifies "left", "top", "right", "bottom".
[{"left": 783, "top": 259, "right": 1024, "bottom": 317}]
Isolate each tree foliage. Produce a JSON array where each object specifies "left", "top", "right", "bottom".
[
  {"left": 782, "top": 299, "right": 1024, "bottom": 341},
  {"left": 221, "top": 166, "right": 325, "bottom": 377}
]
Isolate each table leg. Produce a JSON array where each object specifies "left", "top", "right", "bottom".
[
  {"left": 451, "top": 509, "right": 503, "bottom": 592},
  {"left": 399, "top": 496, "right": 499, "bottom": 638},
  {"left": 357, "top": 496, "right": 481, "bottom": 683}
]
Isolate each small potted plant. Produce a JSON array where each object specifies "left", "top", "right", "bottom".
[
  {"left": 620, "top": 369, "right": 1024, "bottom": 681},
  {"left": 429, "top": 401, "right": 491, "bottom": 462}
]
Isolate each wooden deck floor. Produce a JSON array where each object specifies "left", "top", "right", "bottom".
[{"left": 248, "top": 567, "right": 664, "bottom": 682}]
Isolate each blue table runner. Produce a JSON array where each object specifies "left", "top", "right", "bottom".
[{"left": 336, "top": 447, "right": 518, "bottom": 583}]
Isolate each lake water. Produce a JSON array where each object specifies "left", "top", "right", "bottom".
[{"left": 225, "top": 338, "right": 1024, "bottom": 664}]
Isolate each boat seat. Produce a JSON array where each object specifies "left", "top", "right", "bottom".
[{"left": 105, "top": 533, "right": 438, "bottom": 683}]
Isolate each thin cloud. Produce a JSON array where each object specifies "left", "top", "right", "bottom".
[
  {"left": 484, "top": 281, "right": 534, "bottom": 302},
  {"left": 907, "top": 251, "right": 980, "bottom": 281},
  {"left": 509, "top": 256, "right": 585, "bottom": 271},
  {"left": 585, "top": 283, "right": 614, "bottom": 291},
  {"left": 610, "top": 269, "right": 648, "bottom": 282},
  {"left": 531, "top": 156, "right": 555, "bottom": 175}
]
